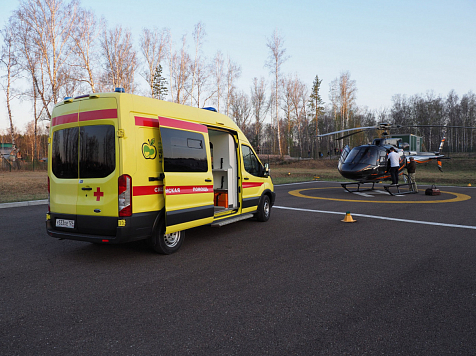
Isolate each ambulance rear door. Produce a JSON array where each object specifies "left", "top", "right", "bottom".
[
  {"left": 49, "top": 100, "right": 81, "bottom": 216},
  {"left": 158, "top": 117, "right": 214, "bottom": 233},
  {"left": 75, "top": 99, "right": 119, "bottom": 234}
]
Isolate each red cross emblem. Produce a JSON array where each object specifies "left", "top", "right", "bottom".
[{"left": 94, "top": 187, "right": 104, "bottom": 201}]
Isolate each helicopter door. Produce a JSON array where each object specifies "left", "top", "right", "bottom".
[
  {"left": 338, "top": 145, "right": 351, "bottom": 171},
  {"left": 378, "top": 150, "right": 388, "bottom": 174}
]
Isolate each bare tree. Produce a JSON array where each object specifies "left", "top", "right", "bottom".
[
  {"left": 230, "top": 91, "right": 251, "bottom": 132},
  {"left": 265, "top": 29, "right": 289, "bottom": 155},
  {"left": 140, "top": 27, "right": 169, "bottom": 97},
  {"left": 168, "top": 34, "right": 191, "bottom": 104},
  {"left": 12, "top": 13, "right": 50, "bottom": 166},
  {"left": 0, "top": 19, "right": 21, "bottom": 161},
  {"left": 101, "top": 25, "right": 137, "bottom": 93},
  {"left": 192, "top": 56, "right": 209, "bottom": 107},
  {"left": 339, "top": 71, "right": 357, "bottom": 131},
  {"left": 329, "top": 71, "right": 357, "bottom": 148},
  {"left": 70, "top": 8, "right": 104, "bottom": 93},
  {"left": 189, "top": 22, "right": 206, "bottom": 106},
  {"left": 288, "top": 76, "right": 308, "bottom": 157},
  {"left": 224, "top": 57, "right": 241, "bottom": 116},
  {"left": 209, "top": 50, "right": 224, "bottom": 111},
  {"left": 16, "top": 0, "right": 79, "bottom": 109},
  {"left": 250, "top": 77, "right": 268, "bottom": 147}
]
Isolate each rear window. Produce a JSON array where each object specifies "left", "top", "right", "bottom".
[
  {"left": 52, "top": 125, "right": 115, "bottom": 179},
  {"left": 52, "top": 127, "right": 79, "bottom": 179}
]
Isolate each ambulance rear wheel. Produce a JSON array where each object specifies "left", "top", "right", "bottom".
[
  {"left": 149, "top": 223, "right": 184, "bottom": 254},
  {"left": 256, "top": 195, "right": 271, "bottom": 222}
]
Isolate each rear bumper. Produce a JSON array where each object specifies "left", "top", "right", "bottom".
[{"left": 46, "top": 211, "right": 161, "bottom": 244}]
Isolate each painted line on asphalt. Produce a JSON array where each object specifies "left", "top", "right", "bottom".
[
  {"left": 289, "top": 187, "right": 471, "bottom": 204},
  {"left": 274, "top": 205, "right": 476, "bottom": 230}
]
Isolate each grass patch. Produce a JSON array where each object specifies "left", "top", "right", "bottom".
[
  {"left": 270, "top": 158, "right": 476, "bottom": 186},
  {"left": 0, "top": 157, "right": 474, "bottom": 203},
  {"left": 0, "top": 170, "right": 48, "bottom": 203}
]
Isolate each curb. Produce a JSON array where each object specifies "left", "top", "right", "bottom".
[{"left": 0, "top": 199, "right": 48, "bottom": 209}]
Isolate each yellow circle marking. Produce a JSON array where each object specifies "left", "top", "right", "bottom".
[{"left": 289, "top": 187, "right": 471, "bottom": 204}]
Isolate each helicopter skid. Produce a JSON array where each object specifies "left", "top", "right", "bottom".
[
  {"left": 341, "top": 181, "right": 377, "bottom": 193},
  {"left": 342, "top": 181, "right": 418, "bottom": 196},
  {"left": 383, "top": 183, "right": 418, "bottom": 196}
]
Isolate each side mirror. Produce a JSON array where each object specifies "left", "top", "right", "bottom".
[{"left": 263, "top": 163, "right": 270, "bottom": 177}]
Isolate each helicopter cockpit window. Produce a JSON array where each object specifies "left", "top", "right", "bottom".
[{"left": 344, "top": 147, "right": 378, "bottom": 165}]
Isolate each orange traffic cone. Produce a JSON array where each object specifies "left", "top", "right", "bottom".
[{"left": 342, "top": 211, "right": 357, "bottom": 223}]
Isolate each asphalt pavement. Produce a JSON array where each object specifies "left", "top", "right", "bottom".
[{"left": 1, "top": 182, "right": 475, "bottom": 355}]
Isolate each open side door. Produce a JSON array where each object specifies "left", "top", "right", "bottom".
[{"left": 158, "top": 117, "right": 214, "bottom": 234}]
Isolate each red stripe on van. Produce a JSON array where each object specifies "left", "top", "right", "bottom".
[
  {"left": 79, "top": 109, "right": 117, "bottom": 122},
  {"left": 242, "top": 182, "right": 263, "bottom": 189},
  {"left": 135, "top": 116, "right": 159, "bottom": 127},
  {"left": 52, "top": 113, "right": 78, "bottom": 126},
  {"left": 158, "top": 117, "right": 208, "bottom": 133},
  {"left": 133, "top": 185, "right": 163, "bottom": 196},
  {"left": 165, "top": 185, "right": 213, "bottom": 195}
]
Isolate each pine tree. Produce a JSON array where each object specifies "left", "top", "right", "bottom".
[
  {"left": 151, "top": 64, "right": 168, "bottom": 100},
  {"left": 308, "top": 75, "right": 324, "bottom": 136},
  {"left": 308, "top": 75, "right": 324, "bottom": 157}
]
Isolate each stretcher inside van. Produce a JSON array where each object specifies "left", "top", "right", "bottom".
[{"left": 46, "top": 89, "right": 275, "bottom": 254}]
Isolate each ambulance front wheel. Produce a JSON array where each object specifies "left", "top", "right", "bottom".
[
  {"left": 256, "top": 195, "right": 271, "bottom": 222},
  {"left": 149, "top": 223, "right": 184, "bottom": 254}
]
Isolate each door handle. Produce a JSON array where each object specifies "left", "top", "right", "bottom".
[
  {"left": 82, "top": 187, "right": 92, "bottom": 191},
  {"left": 205, "top": 179, "right": 212, "bottom": 182},
  {"left": 149, "top": 173, "right": 165, "bottom": 181},
  {"left": 244, "top": 177, "right": 249, "bottom": 180}
]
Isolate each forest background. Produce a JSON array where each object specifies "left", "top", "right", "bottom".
[{"left": 1, "top": 0, "right": 475, "bottom": 170}]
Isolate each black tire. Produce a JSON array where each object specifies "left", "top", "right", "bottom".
[
  {"left": 256, "top": 194, "right": 271, "bottom": 222},
  {"left": 148, "top": 223, "right": 184, "bottom": 254}
]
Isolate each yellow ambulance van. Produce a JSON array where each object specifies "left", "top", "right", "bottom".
[{"left": 46, "top": 89, "right": 275, "bottom": 254}]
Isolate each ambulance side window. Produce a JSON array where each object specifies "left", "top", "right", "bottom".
[
  {"left": 241, "top": 145, "right": 261, "bottom": 176},
  {"left": 161, "top": 127, "right": 208, "bottom": 172},
  {"left": 52, "top": 127, "right": 79, "bottom": 179}
]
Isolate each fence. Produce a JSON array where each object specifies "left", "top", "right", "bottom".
[{"left": 1, "top": 158, "right": 47, "bottom": 171}]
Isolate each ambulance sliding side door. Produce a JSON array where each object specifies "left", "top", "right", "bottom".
[{"left": 158, "top": 117, "right": 214, "bottom": 234}]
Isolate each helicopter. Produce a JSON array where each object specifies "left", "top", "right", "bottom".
[{"left": 317, "top": 123, "right": 449, "bottom": 195}]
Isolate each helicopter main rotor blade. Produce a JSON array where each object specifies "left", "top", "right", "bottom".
[
  {"left": 404, "top": 125, "right": 475, "bottom": 129},
  {"left": 335, "top": 130, "right": 365, "bottom": 140},
  {"left": 317, "top": 126, "right": 378, "bottom": 138}
]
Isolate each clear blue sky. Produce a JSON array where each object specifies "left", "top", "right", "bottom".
[{"left": 1, "top": 0, "right": 475, "bottom": 131}]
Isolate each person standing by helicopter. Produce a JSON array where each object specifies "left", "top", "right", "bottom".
[
  {"left": 388, "top": 147, "right": 400, "bottom": 185},
  {"left": 406, "top": 157, "right": 418, "bottom": 192}
]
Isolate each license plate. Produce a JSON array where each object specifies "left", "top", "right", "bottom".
[{"left": 56, "top": 219, "right": 75, "bottom": 229}]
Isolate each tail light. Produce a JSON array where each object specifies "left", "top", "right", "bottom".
[
  {"left": 47, "top": 176, "right": 50, "bottom": 212},
  {"left": 118, "top": 174, "right": 132, "bottom": 217}
]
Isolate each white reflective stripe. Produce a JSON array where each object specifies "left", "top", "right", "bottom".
[{"left": 274, "top": 205, "right": 476, "bottom": 230}]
